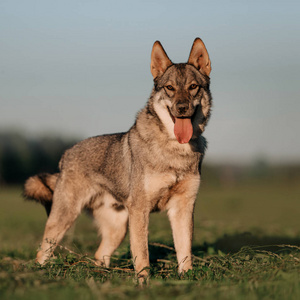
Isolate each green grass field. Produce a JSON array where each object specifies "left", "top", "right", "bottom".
[{"left": 1, "top": 173, "right": 300, "bottom": 299}]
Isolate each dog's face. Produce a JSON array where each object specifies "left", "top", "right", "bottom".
[{"left": 150, "top": 38, "right": 212, "bottom": 144}]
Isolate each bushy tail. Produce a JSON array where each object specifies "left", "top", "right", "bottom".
[{"left": 24, "top": 173, "right": 59, "bottom": 216}]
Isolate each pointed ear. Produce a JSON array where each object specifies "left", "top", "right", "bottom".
[
  {"left": 150, "top": 41, "right": 172, "bottom": 79},
  {"left": 188, "top": 38, "right": 211, "bottom": 76}
]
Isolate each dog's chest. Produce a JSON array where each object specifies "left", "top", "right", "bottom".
[{"left": 143, "top": 171, "right": 192, "bottom": 211}]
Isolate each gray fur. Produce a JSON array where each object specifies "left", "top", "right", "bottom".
[{"left": 24, "top": 38, "right": 212, "bottom": 281}]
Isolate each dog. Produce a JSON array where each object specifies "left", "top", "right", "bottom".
[{"left": 24, "top": 38, "right": 212, "bottom": 280}]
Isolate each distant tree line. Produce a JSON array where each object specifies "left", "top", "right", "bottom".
[
  {"left": 1, "top": 131, "right": 299, "bottom": 186},
  {"left": 0, "top": 131, "right": 78, "bottom": 184}
]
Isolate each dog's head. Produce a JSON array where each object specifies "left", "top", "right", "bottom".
[{"left": 150, "top": 38, "right": 212, "bottom": 144}]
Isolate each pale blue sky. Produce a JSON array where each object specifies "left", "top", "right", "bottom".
[{"left": 1, "top": 0, "right": 299, "bottom": 163}]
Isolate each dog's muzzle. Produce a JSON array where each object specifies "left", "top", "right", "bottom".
[{"left": 168, "top": 105, "right": 196, "bottom": 144}]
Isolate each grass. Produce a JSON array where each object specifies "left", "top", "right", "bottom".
[{"left": 1, "top": 174, "right": 300, "bottom": 299}]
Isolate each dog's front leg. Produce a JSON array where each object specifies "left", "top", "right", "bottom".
[
  {"left": 168, "top": 200, "right": 195, "bottom": 274},
  {"left": 127, "top": 205, "right": 150, "bottom": 282},
  {"left": 167, "top": 176, "right": 200, "bottom": 274}
]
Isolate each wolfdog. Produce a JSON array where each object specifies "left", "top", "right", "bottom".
[{"left": 24, "top": 38, "right": 212, "bottom": 280}]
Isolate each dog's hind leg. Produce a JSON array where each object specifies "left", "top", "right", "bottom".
[
  {"left": 36, "top": 180, "right": 83, "bottom": 265},
  {"left": 93, "top": 193, "right": 128, "bottom": 267}
]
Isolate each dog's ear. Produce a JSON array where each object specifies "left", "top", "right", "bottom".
[
  {"left": 151, "top": 41, "right": 172, "bottom": 79},
  {"left": 188, "top": 38, "right": 211, "bottom": 76}
]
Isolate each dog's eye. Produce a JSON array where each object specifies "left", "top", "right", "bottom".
[
  {"left": 166, "top": 85, "right": 175, "bottom": 91},
  {"left": 189, "top": 84, "right": 198, "bottom": 90}
]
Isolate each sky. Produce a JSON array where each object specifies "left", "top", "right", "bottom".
[{"left": 1, "top": 0, "right": 299, "bottom": 163}]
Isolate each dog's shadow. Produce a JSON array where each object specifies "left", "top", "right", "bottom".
[
  {"left": 207, "top": 232, "right": 300, "bottom": 254},
  {"left": 117, "top": 233, "right": 300, "bottom": 266},
  {"left": 145, "top": 233, "right": 300, "bottom": 263}
]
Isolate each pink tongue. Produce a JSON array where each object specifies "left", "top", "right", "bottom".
[{"left": 174, "top": 118, "right": 193, "bottom": 144}]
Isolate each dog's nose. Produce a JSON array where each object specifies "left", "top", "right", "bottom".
[{"left": 176, "top": 102, "right": 189, "bottom": 115}]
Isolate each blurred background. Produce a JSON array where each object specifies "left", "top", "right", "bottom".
[
  {"left": 0, "top": 1, "right": 300, "bottom": 256},
  {"left": 1, "top": 0, "right": 300, "bottom": 183}
]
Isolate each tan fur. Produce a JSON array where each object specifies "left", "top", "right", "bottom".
[
  {"left": 24, "top": 173, "right": 58, "bottom": 204},
  {"left": 93, "top": 192, "right": 128, "bottom": 267},
  {"left": 151, "top": 41, "right": 172, "bottom": 78},
  {"left": 24, "top": 38, "right": 212, "bottom": 282},
  {"left": 188, "top": 38, "right": 211, "bottom": 76}
]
